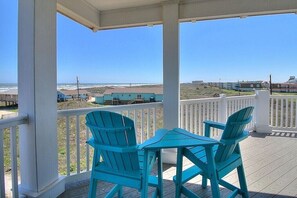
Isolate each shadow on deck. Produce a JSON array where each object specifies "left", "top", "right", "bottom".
[{"left": 59, "top": 131, "right": 297, "bottom": 197}]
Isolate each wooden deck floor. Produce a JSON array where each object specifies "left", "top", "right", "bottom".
[{"left": 59, "top": 131, "right": 297, "bottom": 198}]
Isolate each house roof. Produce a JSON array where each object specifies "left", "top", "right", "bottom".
[
  {"left": 104, "top": 87, "right": 163, "bottom": 95},
  {"left": 60, "top": 89, "right": 90, "bottom": 95}
]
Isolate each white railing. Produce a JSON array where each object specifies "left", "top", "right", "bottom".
[
  {"left": 180, "top": 95, "right": 256, "bottom": 135},
  {"left": 226, "top": 95, "right": 256, "bottom": 130},
  {"left": 270, "top": 95, "right": 297, "bottom": 131},
  {"left": 180, "top": 97, "right": 221, "bottom": 135},
  {"left": 226, "top": 95, "right": 256, "bottom": 117},
  {"left": 59, "top": 93, "right": 297, "bottom": 183},
  {"left": 0, "top": 115, "right": 28, "bottom": 198},
  {"left": 57, "top": 102, "right": 163, "bottom": 177}
]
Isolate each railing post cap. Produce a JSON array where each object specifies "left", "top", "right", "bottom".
[{"left": 255, "top": 90, "right": 269, "bottom": 95}]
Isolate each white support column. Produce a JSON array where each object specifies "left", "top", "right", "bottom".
[
  {"left": 255, "top": 90, "right": 272, "bottom": 133},
  {"left": 162, "top": 3, "right": 180, "bottom": 164},
  {"left": 163, "top": 3, "right": 180, "bottom": 130},
  {"left": 18, "top": 0, "right": 64, "bottom": 197}
]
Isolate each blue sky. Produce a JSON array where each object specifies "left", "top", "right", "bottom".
[{"left": 1, "top": 1, "right": 297, "bottom": 84}]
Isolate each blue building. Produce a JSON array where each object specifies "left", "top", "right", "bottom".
[{"left": 95, "top": 87, "right": 163, "bottom": 105}]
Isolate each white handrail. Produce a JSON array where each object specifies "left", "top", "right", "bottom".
[
  {"left": 0, "top": 115, "right": 28, "bottom": 198},
  {"left": 0, "top": 115, "right": 28, "bottom": 129},
  {"left": 57, "top": 102, "right": 163, "bottom": 117}
]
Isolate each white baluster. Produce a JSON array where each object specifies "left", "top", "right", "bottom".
[
  {"left": 290, "top": 98, "right": 293, "bottom": 128},
  {"left": 86, "top": 127, "right": 90, "bottom": 171},
  {"left": 66, "top": 116, "right": 70, "bottom": 175},
  {"left": 190, "top": 104, "right": 194, "bottom": 132},
  {"left": 76, "top": 115, "right": 80, "bottom": 174},
  {"left": 270, "top": 97, "right": 274, "bottom": 126},
  {"left": 0, "top": 130, "right": 5, "bottom": 198},
  {"left": 10, "top": 127, "right": 18, "bottom": 198}
]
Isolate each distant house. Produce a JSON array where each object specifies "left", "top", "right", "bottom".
[
  {"left": 1, "top": 89, "right": 90, "bottom": 104},
  {"left": 271, "top": 83, "right": 297, "bottom": 93},
  {"left": 95, "top": 87, "right": 163, "bottom": 105},
  {"left": 210, "top": 81, "right": 264, "bottom": 92},
  {"left": 57, "top": 91, "right": 70, "bottom": 102},
  {"left": 0, "top": 90, "right": 18, "bottom": 105},
  {"left": 192, "top": 80, "right": 204, "bottom": 85},
  {"left": 208, "top": 82, "right": 238, "bottom": 90},
  {"left": 287, "top": 76, "right": 297, "bottom": 84},
  {"left": 237, "top": 81, "right": 263, "bottom": 92},
  {"left": 269, "top": 76, "right": 297, "bottom": 93},
  {"left": 57, "top": 89, "right": 90, "bottom": 101}
]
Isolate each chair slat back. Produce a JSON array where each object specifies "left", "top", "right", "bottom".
[
  {"left": 215, "top": 106, "right": 254, "bottom": 162},
  {"left": 86, "top": 111, "right": 140, "bottom": 172}
]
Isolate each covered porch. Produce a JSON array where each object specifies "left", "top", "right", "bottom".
[{"left": 1, "top": 0, "right": 297, "bottom": 197}]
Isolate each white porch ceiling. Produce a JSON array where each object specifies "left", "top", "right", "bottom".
[
  {"left": 57, "top": 0, "right": 297, "bottom": 31},
  {"left": 85, "top": 0, "right": 165, "bottom": 11}
]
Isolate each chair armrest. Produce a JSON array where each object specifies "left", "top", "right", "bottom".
[
  {"left": 204, "top": 120, "right": 226, "bottom": 130},
  {"left": 219, "top": 130, "right": 249, "bottom": 145},
  {"left": 203, "top": 120, "right": 226, "bottom": 137},
  {"left": 86, "top": 138, "right": 138, "bottom": 153}
]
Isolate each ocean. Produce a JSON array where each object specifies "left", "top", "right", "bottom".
[
  {"left": 0, "top": 83, "right": 18, "bottom": 93},
  {"left": 0, "top": 83, "right": 157, "bottom": 93}
]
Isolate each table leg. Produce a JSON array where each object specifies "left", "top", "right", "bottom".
[
  {"left": 141, "top": 150, "right": 149, "bottom": 198},
  {"left": 175, "top": 148, "right": 183, "bottom": 198},
  {"left": 205, "top": 146, "right": 220, "bottom": 198},
  {"left": 157, "top": 149, "right": 163, "bottom": 198}
]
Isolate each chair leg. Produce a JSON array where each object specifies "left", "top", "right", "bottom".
[
  {"left": 202, "top": 175, "right": 207, "bottom": 189},
  {"left": 175, "top": 148, "right": 184, "bottom": 197},
  {"left": 237, "top": 165, "right": 249, "bottom": 198},
  {"left": 118, "top": 186, "right": 123, "bottom": 198},
  {"left": 205, "top": 147, "right": 220, "bottom": 198},
  {"left": 88, "top": 177, "right": 97, "bottom": 198},
  {"left": 157, "top": 150, "right": 163, "bottom": 198},
  {"left": 141, "top": 150, "right": 150, "bottom": 198}
]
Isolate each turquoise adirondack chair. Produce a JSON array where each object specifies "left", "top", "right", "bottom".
[
  {"left": 86, "top": 111, "right": 163, "bottom": 198},
  {"left": 175, "top": 106, "right": 254, "bottom": 198}
]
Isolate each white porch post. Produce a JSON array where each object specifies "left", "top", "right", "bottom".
[
  {"left": 255, "top": 90, "right": 272, "bottom": 133},
  {"left": 163, "top": 3, "right": 180, "bottom": 129},
  {"left": 162, "top": 3, "right": 180, "bottom": 164},
  {"left": 18, "top": 0, "right": 64, "bottom": 197}
]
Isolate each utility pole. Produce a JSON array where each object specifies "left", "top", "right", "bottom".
[
  {"left": 269, "top": 74, "right": 272, "bottom": 95},
  {"left": 76, "top": 76, "right": 80, "bottom": 100}
]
